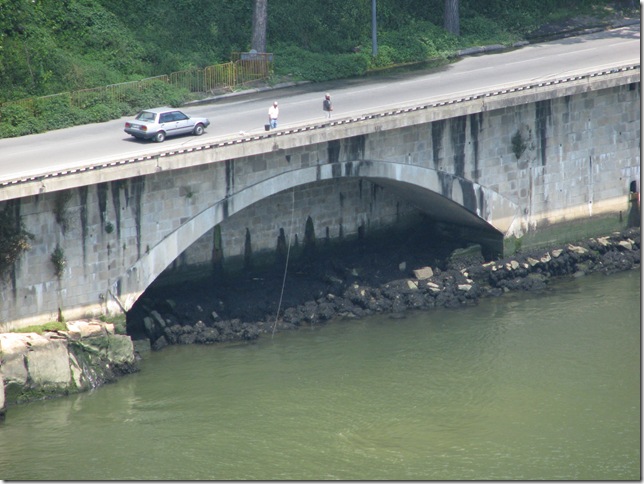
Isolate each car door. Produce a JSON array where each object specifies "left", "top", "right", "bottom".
[
  {"left": 172, "top": 111, "right": 194, "bottom": 135},
  {"left": 159, "top": 112, "right": 179, "bottom": 136}
]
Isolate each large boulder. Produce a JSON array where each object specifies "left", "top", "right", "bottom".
[
  {"left": 0, "top": 333, "right": 73, "bottom": 404},
  {"left": 0, "top": 321, "right": 138, "bottom": 410}
]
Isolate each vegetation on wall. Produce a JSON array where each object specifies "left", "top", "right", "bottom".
[
  {"left": 51, "top": 244, "right": 67, "bottom": 279},
  {"left": 511, "top": 130, "right": 527, "bottom": 160},
  {"left": 0, "top": 204, "right": 34, "bottom": 278}
]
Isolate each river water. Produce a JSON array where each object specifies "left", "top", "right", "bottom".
[{"left": 0, "top": 269, "right": 640, "bottom": 480}]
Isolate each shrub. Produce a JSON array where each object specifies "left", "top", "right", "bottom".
[
  {"left": 84, "top": 103, "right": 125, "bottom": 123},
  {"left": 379, "top": 28, "right": 436, "bottom": 64},
  {"left": 459, "top": 16, "right": 521, "bottom": 46},
  {"left": 274, "top": 45, "right": 369, "bottom": 81},
  {"left": 119, "top": 81, "right": 192, "bottom": 112},
  {"left": 369, "top": 45, "right": 396, "bottom": 69},
  {"left": 0, "top": 103, "right": 34, "bottom": 127},
  {"left": 0, "top": 103, "right": 45, "bottom": 136},
  {"left": 51, "top": 244, "right": 67, "bottom": 279},
  {"left": 33, "top": 95, "right": 82, "bottom": 132}
]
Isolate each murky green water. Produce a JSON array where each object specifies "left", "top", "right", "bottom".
[{"left": 0, "top": 270, "right": 640, "bottom": 480}]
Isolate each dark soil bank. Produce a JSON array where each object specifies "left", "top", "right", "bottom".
[{"left": 127, "top": 227, "right": 640, "bottom": 351}]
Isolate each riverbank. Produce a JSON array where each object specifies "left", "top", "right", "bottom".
[
  {"left": 0, "top": 226, "right": 639, "bottom": 416},
  {"left": 129, "top": 226, "right": 640, "bottom": 351},
  {"left": 0, "top": 320, "right": 138, "bottom": 419}
]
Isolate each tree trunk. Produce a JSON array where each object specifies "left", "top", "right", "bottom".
[
  {"left": 444, "top": 0, "right": 459, "bottom": 36},
  {"left": 251, "top": 0, "right": 268, "bottom": 53}
]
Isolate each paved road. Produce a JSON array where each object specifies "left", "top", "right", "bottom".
[{"left": 0, "top": 23, "right": 639, "bottom": 184}]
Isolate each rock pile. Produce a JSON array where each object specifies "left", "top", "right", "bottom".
[{"left": 133, "top": 228, "right": 640, "bottom": 349}]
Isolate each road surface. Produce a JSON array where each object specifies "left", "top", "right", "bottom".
[{"left": 0, "top": 23, "right": 639, "bottom": 184}]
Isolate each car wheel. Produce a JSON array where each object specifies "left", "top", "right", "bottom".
[
  {"left": 193, "top": 124, "right": 205, "bottom": 136},
  {"left": 154, "top": 131, "right": 166, "bottom": 143}
]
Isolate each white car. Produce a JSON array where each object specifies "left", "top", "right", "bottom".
[{"left": 124, "top": 107, "right": 210, "bottom": 142}]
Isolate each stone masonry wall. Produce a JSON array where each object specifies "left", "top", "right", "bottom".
[{"left": 173, "top": 177, "right": 418, "bottom": 272}]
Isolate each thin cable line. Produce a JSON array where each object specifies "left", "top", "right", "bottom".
[{"left": 272, "top": 187, "right": 296, "bottom": 338}]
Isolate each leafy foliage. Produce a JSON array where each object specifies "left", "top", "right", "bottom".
[
  {"left": 51, "top": 244, "right": 67, "bottom": 279},
  {"left": 274, "top": 44, "right": 370, "bottom": 81},
  {"left": 0, "top": 204, "right": 34, "bottom": 278},
  {"left": 0, "top": 79, "right": 190, "bottom": 138}
]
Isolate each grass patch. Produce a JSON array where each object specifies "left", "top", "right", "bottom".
[{"left": 11, "top": 321, "right": 67, "bottom": 334}]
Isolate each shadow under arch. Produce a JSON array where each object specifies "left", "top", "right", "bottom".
[{"left": 114, "top": 160, "right": 518, "bottom": 310}]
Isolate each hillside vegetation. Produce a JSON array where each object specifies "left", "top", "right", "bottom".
[{"left": 0, "top": 0, "right": 635, "bottom": 137}]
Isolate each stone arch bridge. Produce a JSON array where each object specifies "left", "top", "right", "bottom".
[{"left": 0, "top": 65, "right": 639, "bottom": 329}]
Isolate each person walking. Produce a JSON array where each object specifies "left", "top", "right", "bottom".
[
  {"left": 268, "top": 101, "right": 279, "bottom": 129},
  {"left": 323, "top": 93, "right": 333, "bottom": 119}
]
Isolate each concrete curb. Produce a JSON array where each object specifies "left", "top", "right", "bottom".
[{"left": 184, "top": 81, "right": 311, "bottom": 107}]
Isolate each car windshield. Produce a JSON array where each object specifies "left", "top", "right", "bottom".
[{"left": 135, "top": 111, "right": 156, "bottom": 122}]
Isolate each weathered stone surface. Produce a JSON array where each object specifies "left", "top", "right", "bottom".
[
  {"left": 65, "top": 320, "right": 111, "bottom": 339},
  {"left": 0, "top": 334, "right": 32, "bottom": 386},
  {"left": 0, "top": 322, "right": 138, "bottom": 411},
  {"left": 567, "top": 244, "right": 588, "bottom": 254},
  {"left": 26, "top": 337, "right": 71, "bottom": 387},
  {"left": 597, "top": 236, "right": 610, "bottom": 246},
  {"left": 107, "top": 334, "right": 136, "bottom": 366},
  {"left": 68, "top": 351, "right": 86, "bottom": 390},
  {"left": 150, "top": 311, "right": 167, "bottom": 328},
  {"left": 413, "top": 266, "right": 434, "bottom": 280},
  {"left": 425, "top": 282, "right": 441, "bottom": 293}
]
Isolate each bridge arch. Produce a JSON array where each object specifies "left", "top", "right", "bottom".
[{"left": 114, "top": 160, "right": 518, "bottom": 311}]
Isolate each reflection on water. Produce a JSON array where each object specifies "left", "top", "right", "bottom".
[{"left": 0, "top": 270, "right": 640, "bottom": 480}]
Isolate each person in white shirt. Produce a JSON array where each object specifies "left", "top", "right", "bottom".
[{"left": 268, "top": 101, "right": 279, "bottom": 129}]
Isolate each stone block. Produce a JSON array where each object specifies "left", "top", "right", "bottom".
[
  {"left": 25, "top": 337, "right": 71, "bottom": 386},
  {"left": 413, "top": 266, "right": 434, "bottom": 280},
  {"left": 0, "top": 334, "right": 32, "bottom": 385}
]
